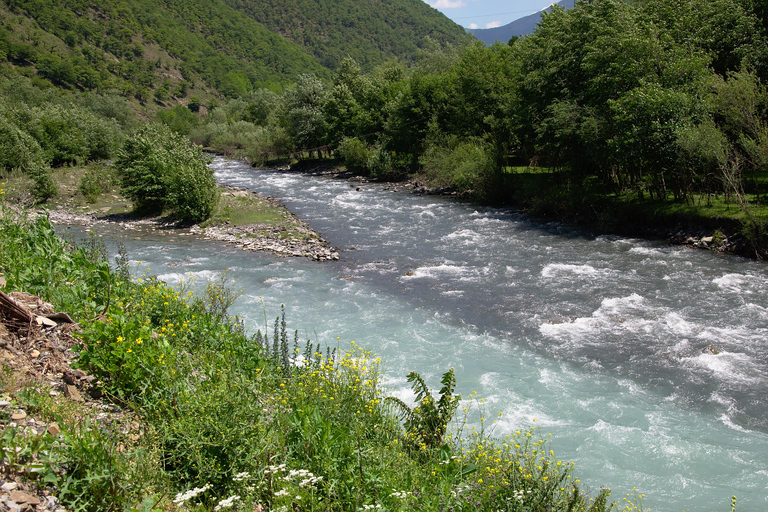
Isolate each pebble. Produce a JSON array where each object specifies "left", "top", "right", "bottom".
[{"left": 0, "top": 400, "right": 10, "bottom": 407}]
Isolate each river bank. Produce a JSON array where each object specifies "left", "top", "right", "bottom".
[
  {"left": 39, "top": 184, "right": 339, "bottom": 262},
  {"left": 281, "top": 158, "right": 765, "bottom": 260}
]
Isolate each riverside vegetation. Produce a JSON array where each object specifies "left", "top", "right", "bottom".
[
  {"left": 4, "top": 0, "right": 768, "bottom": 256},
  {"left": 0, "top": 207, "right": 662, "bottom": 511}
]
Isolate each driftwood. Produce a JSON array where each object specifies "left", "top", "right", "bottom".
[
  {"left": 0, "top": 288, "right": 34, "bottom": 328},
  {"left": 0, "top": 289, "right": 76, "bottom": 337}
]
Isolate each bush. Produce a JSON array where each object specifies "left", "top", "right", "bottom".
[
  {"left": 5, "top": 102, "right": 123, "bottom": 167},
  {"left": 115, "top": 123, "right": 217, "bottom": 222},
  {"left": 156, "top": 104, "right": 200, "bottom": 135},
  {"left": 29, "top": 164, "right": 57, "bottom": 203},
  {"left": 336, "top": 137, "right": 370, "bottom": 174},
  {"left": 420, "top": 139, "right": 496, "bottom": 199},
  {"left": 78, "top": 167, "right": 115, "bottom": 203}
]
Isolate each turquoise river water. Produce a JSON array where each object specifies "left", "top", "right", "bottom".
[{"left": 65, "top": 157, "right": 768, "bottom": 511}]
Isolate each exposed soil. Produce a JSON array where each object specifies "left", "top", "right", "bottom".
[{"left": 0, "top": 291, "right": 140, "bottom": 512}]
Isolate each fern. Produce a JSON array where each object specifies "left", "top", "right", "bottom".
[{"left": 385, "top": 368, "right": 461, "bottom": 449}]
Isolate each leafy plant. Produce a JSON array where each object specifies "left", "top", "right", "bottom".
[
  {"left": 115, "top": 123, "right": 217, "bottom": 222},
  {"left": 29, "top": 164, "right": 57, "bottom": 203},
  {"left": 0, "top": 425, "right": 59, "bottom": 483},
  {"left": 386, "top": 368, "right": 461, "bottom": 449}
]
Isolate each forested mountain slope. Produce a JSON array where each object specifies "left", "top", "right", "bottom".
[
  {"left": 0, "top": 0, "right": 468, "bottom": 101},
  {"left": 222, "top": 0, "right": 472, "bottom": 70}
]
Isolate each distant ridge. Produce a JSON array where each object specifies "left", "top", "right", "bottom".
[{"left": 470, "top": 0, "right": 576, "bottom": 45}]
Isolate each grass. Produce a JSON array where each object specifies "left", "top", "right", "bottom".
[
  {"left": 201, "top": 189, "right": 287, "bottom": 227},
  {"left": 0, "top": 205, "right": 661, "bottom": 512}
]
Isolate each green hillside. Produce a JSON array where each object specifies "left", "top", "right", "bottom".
[
  {"left": 222, "top": 0, "right": 473, "bottom": 70},
  {"left": 0, "top": 0, "right": 469, "bottom": 102}
]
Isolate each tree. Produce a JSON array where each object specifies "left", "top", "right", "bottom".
[
  {"left": 283, "top": 74, "right": 327, "bottom": 155},
  {"left": 115, "top": 123, "right": 216, "bottom": 222}
]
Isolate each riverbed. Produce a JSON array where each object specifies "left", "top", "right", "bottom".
[{"left": 67, "top": 157, "right": 768, "bottom": 511}]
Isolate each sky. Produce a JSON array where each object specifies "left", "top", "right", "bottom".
[{"left": 422, "top": 0, "right": 559, "bottom": 29}]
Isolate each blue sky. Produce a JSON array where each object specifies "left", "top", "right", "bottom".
[{"left": 422, "top": 0, "right": 558, "bottom": 29}]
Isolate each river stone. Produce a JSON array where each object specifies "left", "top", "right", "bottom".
[{"left": 8, "top": 491, "right": 40, "bottom": 506}]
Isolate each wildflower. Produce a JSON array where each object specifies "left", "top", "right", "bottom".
[
  {"left": 214, "top": 495, "right": 241, "bottom": 511},
  {"left": 173, "top": 484, "right": 212, "bottom": 504}
]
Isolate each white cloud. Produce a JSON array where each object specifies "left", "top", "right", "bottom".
[
  {"left": 468, "top": 23, "right": 478, "bottom": 29},
  {"left": 485, "top": 20, "right": 502, "bottom": 28},
  {"left": 430, "top": 0, "right": 467, "bottom": 8}
]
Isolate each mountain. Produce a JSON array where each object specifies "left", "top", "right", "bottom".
[
  {"left": 469, "top": 0, "right": 576, "bottom": 45},
  {"left": 0, "top": 0, "right": 470, "bottom": 102},
  {"left": 222, "top": 0, "right": 473, "bottom": 71}
]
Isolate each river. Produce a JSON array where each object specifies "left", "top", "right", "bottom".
[{"left": 71, "top": 157, "right": 768, "bottom": 511}]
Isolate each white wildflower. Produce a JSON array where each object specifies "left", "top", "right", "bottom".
[
  {"left": 214, "top": 495, "right": 241, "bottom": 511},
  {"left": 173, "top": 484, "right": 212, "bottom": 504}
]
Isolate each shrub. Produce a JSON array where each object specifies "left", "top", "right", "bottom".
[
  {"left": 156, "top": 104, "right": 200, "bottom": 135},
  {"left": 29, "top": 164, "right": 57, "bottom": 203},
  {"left": 336, "top": 136, "right": 370, "bottom": 174},
  {"left": 115, "top": 123, "right": 216, "bottom": 222},
  {"left": 420, "top": 139, "right": 496, "bottom": 199},
  {"left": 78, "top": 166, "right": 114, "bottom": 203}
]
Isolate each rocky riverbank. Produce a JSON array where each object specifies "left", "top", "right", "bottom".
[{"left": 41, "top": 186, "right": 339, "bottom": 262}]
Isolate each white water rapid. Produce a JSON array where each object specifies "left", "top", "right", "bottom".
[{"left": 70, "top": 157, "right": 768, "bottom": 511}]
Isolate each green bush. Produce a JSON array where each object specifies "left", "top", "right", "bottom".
[
  {"left": 78, "top": 166, "right": 115, "bottom": 203},
  {"left": 420, "top": 139, "right": 496, "bottom": 198},
  {"left": 336, "top": 136, "right": 370, "bottom": 174},
  {"left": 5, "top": 102, "right": 123, "bottom": 167},
  {"left": 115, "top": 123, "right": 217, "bottom": 222},
  {"left": 29, "top": 164, "right": 57, "bottom": 203},
  {"left": 156, "top": 104, "right": 200, "bottom": 135}
]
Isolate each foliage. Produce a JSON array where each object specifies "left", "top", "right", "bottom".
[
  {"left": 156, "top": 104, "right": 200, "bottom": 136},
  {"left": 386, "top": 368, "right": 461, "bottom": 449},
  {"left": 0, "top": 114, "right": 46, "bottom": 174},
  {"left": 0, "top": 95, "right": 124, "bottom": 170},
  {"left": 217, "top": 0, "right": 471, "bottom": 71},
  {"left": 28, "top": 163, "right": 57, "bottom": 203},
  {"left": 420, "top": 136, "right": 497, "bottom": 199},
  {"left": 114, "top": 123, "right": 216, "bottom": 222},
  {"left": 56, "top": 420, "right": 140, "bottom": 512},
  {"left": 78, "top": 166, "right": 116, "bottom": 203},
  {"left": 336, "top": 137, "right": 371, "bottom": 174}
]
